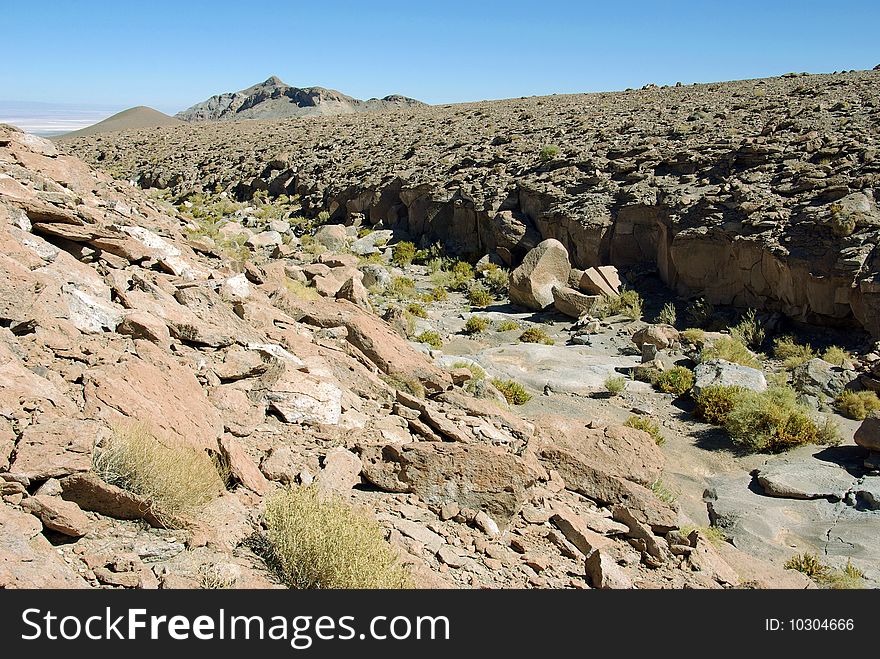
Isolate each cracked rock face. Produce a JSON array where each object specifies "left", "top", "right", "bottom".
[{"left": 63, "top": 69, "right": 880, "bottom": 334}]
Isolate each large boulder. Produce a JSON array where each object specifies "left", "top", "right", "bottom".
[
  {"left": 359, "top": 442, "right": 533, "bottom": 526},
  {"left": 82, "top": 340, "right": 224, "bottom": 452},
  {"left": 313, "top": 225, "right": 348, "bottom": 251},
  {"left": 854, "top": 411, "right": 880, "bottom": 452},
  {"left": 531, "top": 416, "right": 676, "bottom": 530},
  {"left": 508, "top": 239, "right": 571, "bottom": 310},
  {"left": 790, "top": 358, "right": 856, "bottom": 400},
  {"left": 552, "top": 286, "right": 599, "bottom": 319},
  {"left": 692, "top": 359, "right": 767, "bottom": 397},
  {"left": 632, "top": 324, "right": 679, "bottom": 350}
]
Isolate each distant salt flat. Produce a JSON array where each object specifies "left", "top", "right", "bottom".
[{"left": 0, "top": 102, "right": 123, "bottom": 136}]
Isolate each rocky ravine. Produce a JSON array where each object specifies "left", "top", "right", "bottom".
[
  {"left": 0, "top": 123, "right": 831, "bottom": 590},
  {"left": 63, "top": 69, "right": 880, "bottom": 335}
]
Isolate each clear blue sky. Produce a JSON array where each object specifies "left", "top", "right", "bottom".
[{"left": 3, "top": 0, "right": 878, "bottom": 112}]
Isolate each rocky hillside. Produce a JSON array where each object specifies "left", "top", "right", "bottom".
[
  {"left": 64, "top": 69, "right": 880, "bottom": 335},
  {"left": 1, "top": 122, "right": 840, "bottom": 590},
  {"left": 175, "top": 76, "right": 425, "bottom": 122}
]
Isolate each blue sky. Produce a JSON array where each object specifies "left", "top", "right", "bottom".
[{"left": 2, "top": 0, "right": 878, "bottom": 114}]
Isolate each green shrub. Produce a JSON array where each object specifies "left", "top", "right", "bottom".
[
  {"left": 680, "top": 328, "right": 706, "bottom": 346},
  {"left": 773, "top": 336, "right": 815, "bottom": 369},
  {"left": 316, "top": 210, "right": 331, "bottom": 223},
  {"left": 264, "top": 486, "right": 412, "bottom": 589},
  {"left": 821, "top": 346, "right": 851, "bottom": 366},
  {"left": 387, "top": 276, "right": 417, "bottom": 300},
  {"left": 519, "top": 327, "right": 555, "bottom": 345},
  {"left": 406, "top": 302, "right": 428, "bottom": 318},
  {"left": 464, "top": 316, "right": 490, "bottom": 335},
  {"left": 605, "top": 376, "right": 626, "bottom": 396},
  {"left": 625, "top": 415, "right": 665, "bottom": 445},
  {"left": 817, "top": 415, "right": 842, "bottom": 446},
  {"left": 650, "top": 479, "right": 676, "bottom": 504},
  {"left": 480, "top": 265, "right": 509, "bottom": 295},
  {"left": 784, "top": 553, "right": 864, "bottom": 589},
  {"left": 93, "top": 423, "right": 225, "bottom": 527},
  {"left": 655, "top": 366, "right": 695, "bottom": 396},
  {"left": 834, "top": 389, "right": 880, "bottom": 420},
  {"left": 655, "top": 302, "right": 677, "bottom": 326},
  {"left": 496, "top": 320, "right": 520, "bottom": 332},
  {"left": 391, "top": 241, "right": 417, "bottom": 267},
  {"left": 729, "top": 309, "right": 765, "bottom": 349},
  {"left": 632, "top": 365, "right": 661, "bottom": 385},
  {"left": 724, "top": 386, "right": 821, "bottom": 452},
  {"left": 415, "top": 331, "right": 443, "bottom": 349},
  {"left": 429, "top": 286, "right": 448, "bottom": 302},
  {"left": 701, "top": 336, "right": 761, "bottom": 368},
  {"left": 467, "top": 285, "right": 493, "bottom": 308},
  {"left": 491, "top": 378, "right": 532, "bottom": 405},
  {"left": 685, "top": 298, "right": 715, "bottom": 328},
  {"left": 539, "top": 144, "right": 561, "bottom": 163},
  {"left": 694, "top": 385, "right": 747, "bottom": 425}
]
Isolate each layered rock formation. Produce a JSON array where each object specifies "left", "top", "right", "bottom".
[{"left": 64, "top": 69, "right": 880, "bottom": 335}]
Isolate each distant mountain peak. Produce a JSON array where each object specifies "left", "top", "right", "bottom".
[{"left": 176, "top": 77, "right": 425, "bottom": 122}]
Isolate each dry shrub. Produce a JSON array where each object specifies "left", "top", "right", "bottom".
[
  {"left": 655, "top": 366, "right": 694, "bottom": 396},
  {"left": 700, "top": 336, "right": 761, "bottom": 368},
  {"left": 834, "top": 389, "right": 880, "bottom": 420},
  {"left": 694, "top": 385, "right": 747, "bottom": 425},
  {"left": 724, "top": 386, "right": 820, "bottom": 452},
  {"left": 93, "top": 422, "right": 225, "bottom": 527},
  {"left": 264, "top": 486, "right": 412, "bottom": 589}
]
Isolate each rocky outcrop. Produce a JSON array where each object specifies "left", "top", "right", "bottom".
[
  {"left": 174, "top": 76, "right": 425, "bottom": 122},
  {"left": 63, "top": 69, "right": 880, "bottom": 335}
]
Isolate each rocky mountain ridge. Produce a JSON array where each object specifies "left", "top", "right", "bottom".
[
  {"left": 64, "top": 69, "right": 880, "bottom": 335},
  {"left": 175, "top": 76, "right": 425, "bottom": 122}
]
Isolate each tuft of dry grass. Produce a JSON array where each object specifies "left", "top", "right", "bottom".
[
  {"left": 264, "top": 486, "right": 412, "bottom": 589},
  {"left": 93, "top": 422, "right": 225, "bottom": 527}
]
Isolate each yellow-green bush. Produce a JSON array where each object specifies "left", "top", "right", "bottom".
[
  {"left": 93, "top": 423, "right": 225, "bottom": 527},
  {"left": 391, "top": 242, "right": 417, "bottom": 266},
  {"left": 496, "top": 320, "right": 520, "bottom": 332},
  {"left": 773, "top": 336, "right": 815, "bottom": 369},
  {"left": 467, "top": 285, "right": 493, "bottom": 308},
  {"left": 724, "top": 386, "right": 820, "bottom": 452},
  {"left": 729, "top": 309, "right": 765, "bottom": 348},
  {"left": 264, "top": 486, "right": 412, "bottom": 589},
  {"left": 655, "top": 366, "right": 695, "bottom": 396},
  {"left": 784, "top": 553, "right": 864, "bottom": 589},
  {"left": 519, "top": 327, "right": 555, "bottom": 345},
  {"left": 464, "top": 316, "right": 490, "bottom": 334},
  {"left": 680, "top": 328, "right": 706, "bottom": 346},
  {"left": 701, "top": 336, "right": 761, "bottom": 368},
  {"left": 406, "top": 302, "right": 428, "bottom": 318},
  {"left": 415, "top": 331, "right": 443, "bottom": 349},
  {"left": 821, "top": 346, "right": 851, "bottom": 366},
  {"left": 605, "top": 376, "right": 626, "bottom": 396},
  {"left": 625, "top": 415, "right": 665, "bottom": 445},
  {"left": 694, "top": 385, "right": 747, "bottom": 425},
  {"left": 491, "top": 379, "right": 532, "bottom": 405},
  {"left": 654, "top": 302, "right": 677, "bottom": 326},
  {"left": 594, "top": 289, "right": 644, "bottom": 321},
  {"left": 834, "top": 389, "right": 880, "bottom": 420}
]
